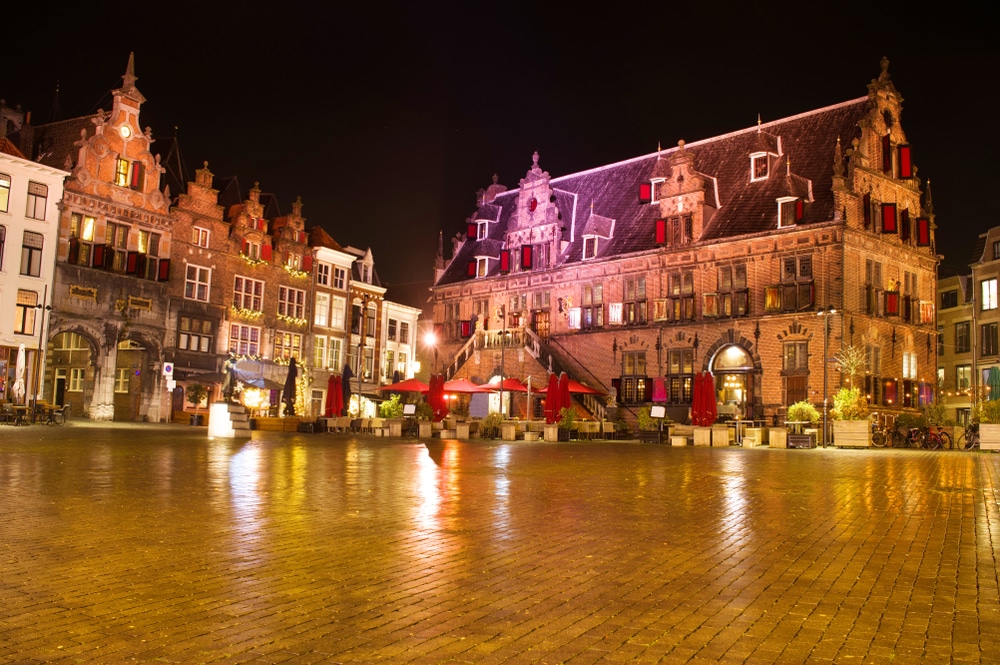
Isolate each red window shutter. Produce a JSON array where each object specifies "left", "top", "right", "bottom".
[
  {"left": 136, "top": 253, "right": 148, "bottom": 278},
  {"left": 643, "top": 379, "right": 653, "bottom": 402},
  {"left": 460, "top": 320, "right": 472, "bottom": 338},
  {"left": 67, "top": 237, "right": 80, "bottom": 264},
  {"left": 129, "top": 161, "right": 144, "bottom": 189},
  {"left": 639, "top": 182, "right": 652, "bottom": 204},
  {"left": 655, "top": 219, "right": 666, "bottom": 244},
  {"left": 881, "top": 203, "right": 897, "bottom": 233},
  {"left": 467, "top": 222, "right": 477, "bottom": 239},
  {"left": 499, "top": 250, "right": 510, "bottom": 273},
  {"left": 885, "top": 291, "right": 899, "bottom": 316},
  {"left": 795, "top": 199, "right": 804, "bottom": 221},
  {"left": 467, "top": 260, "right": 476, "bottom": 277},
  {"left": 900, "top": 208, "right": 911, "bottom": 242},
  {"left": 241, "top": 238, "right": 248, "bottom": 255},
  {"left": 157, "top": 258, "right": 171, "bottom": 281},
  {"left": 881, "top": 134, "right": 891, "bottom": 173},
  {"left": 125, "top": 251, "right": 139, "bottom": 275},
  {"left": 302, "top": 255, "right": 313, "bottom": 272},
  {"left": 92, "top": 244, "right": 105, "bottom": 268},
  {"left": 262, "top": 244, "right": 272, "bottom": 261},
  {"left": 610, "top": 378, "right": 621, "bottom": 403},
  {"left": 521, "top": 245, "right": 532, "bottom": 270},
  {"left": 862, "top": 194, "right": 871, "bottom": 228},
  {"left": 898, "top": 145, "right": 912, "bottom": 178},
  {"left": 916, "top": 217, "right": 931, "bottom": 246}
]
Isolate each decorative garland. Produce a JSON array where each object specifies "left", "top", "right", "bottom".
[
  {"left": 240, "top": 253, "right": 267, "bottom": 267},
  {"left": 231, "top": 305, "right": 264, "bottom": 319},
  {"left": 277, "top": 313, "right": 308, "bottom": 326},
  {"left": 283, "top": 264, "right": 309, "bottom": 278}
]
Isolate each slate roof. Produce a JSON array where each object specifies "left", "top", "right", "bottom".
[{"left": 438, "top": 96, "right": 870, "bottom": 286}]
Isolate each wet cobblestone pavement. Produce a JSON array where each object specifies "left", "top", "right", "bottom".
[{"left": 2, "top": 422, "right": 999, "bottom": 664}]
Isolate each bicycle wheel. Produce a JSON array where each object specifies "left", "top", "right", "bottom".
[
  {"left": 890, "top": 428, "right": 906, "bottom": 448},
  {"left": 872, "top": 430, "right": 886, "bottom": 448},
  {"left": 963, "top": 431, "right": 980, "bottom": 451},
  {"left": 939, "top": 432, "right": 952, "bottom": 450},
  {"left": 924, "top": 432, "right": 942, "bottom": 450}
]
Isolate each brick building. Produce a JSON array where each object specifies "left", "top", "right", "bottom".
[
  {"left": 12, "top": 54, "right": 174, "bottom": 421},
  {"left": 936, "top": 273, "right": 973, "bottom": 424},
  {"left": 429, "top": 59, "right": 939, "bottom": 426}
]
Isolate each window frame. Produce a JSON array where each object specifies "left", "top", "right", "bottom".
[
  {"left": 20, "top": 230, "right": 44, "bottom": 277},
  {"left": 184, "top": 264, "right": 211, "bottom": 302},
  {"left": 25, "top": 181, "right": 48, "bottom": 220}
]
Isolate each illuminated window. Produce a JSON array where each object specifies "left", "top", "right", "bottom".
[
  {"left": 0, "top": 172, "right": 10, "bottom": 212},
  {"left": 229, "top": 323, "right": 261, "bottom": 356},
  {"left": 315, "top": 293, "right": 330, "bottom": 327},
  {"left": 115, "top": 368, "right": 130, "bottom": 393},
  {"left": 983, "top": 323, "right": 999, "bottom": 357},
  {"left": 581, "top": 284, "right": 604, "bottom": 329},
  {"left": 114, "top": 158, "right": 130, "bottom": 187},
  {"left": 385, "top": 350, "right": 395, "bottom": 379},
  {"left": 568, "top": 307, "right": 581, "bottom": 329},
  {"left": 106, "top": 223, "right": 128, "bottom": 272},
  {"left": 273, "top": 331, "right": 302, "bottom": 361},
  {"left": 14, "top": 289, "right": 38, "bottom": 334},
  {"left": 179, "top": 316, "right": 213, "bottom": 353},
  {"left": 751, "top": 153, "right": 769, "bottom": 181},
  {"left": 624, "top": 276, "right": 646, "bottom": 325},
  {"left": 233, "top": 276, "right": 264, "bottom": 312},
  {"left": 330, "top": 338, "right": 342, "bottom": 370},
  {"left": 957, "top": 365, "right": 971, "bottom": 391},
  {"left": 668, "top": 272, "right": 694, "bottom": 321},
  {"left": 903, "top": 352, "right": 918, "bottom": 379},
  {"left": 70, "top": 368, "right": 85, "bottom": 392},
  {"left": 184, "top": 264, "right": 211, "bottom": 302},
  {"left": 333, "top": 266, "right": 346, "bottom": 289},
  {"left": 982, "top": 278, "right": 998, "bottom": 311},
  {"left": 331, "top": 296, "right": 346, "bottom": 329},
  {"left": 278, "top": 286, "right": 306, "bottom": 319},
  {"left": 620, "top": 351, "right": 648, "bottom": 404},
  {"left": 20, "top": 231, "right": 43, "bottom": 277},
  {"left": 314, "top": 335, "right": 328, "bottom": 369},
  {"left": 193, "top": 226, "right": 210, "bottom": 248},
  {"left": 316, "top": 262, "right": 331, "bottom": 286},
  {"left": 26, "top": 182, "right": 47, "bottom": 220},
  {"left": 666, "top": 349, "right": 694, "bottom": 405}
]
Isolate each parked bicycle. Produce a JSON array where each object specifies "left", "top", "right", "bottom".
[
  {"left": 958, "top": 423, "right": 980, "bottom": 451},
  {"left": 871, "top": 417, "right": 892, "bottom": 448},
  {"left": 922, "top": 425, "right": 952, "bottom": 450}
]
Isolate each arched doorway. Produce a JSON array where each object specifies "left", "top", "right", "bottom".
[
  {"left": 114, "top": 338, "right": 149, "bottom": 421},
  {"left": 710, "top": 344, "right": 755, "bottom": 420},
  {"left": 48, "top": 331, "right": 99, "bottom": 418}
]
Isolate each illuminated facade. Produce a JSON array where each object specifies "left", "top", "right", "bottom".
[
  {"left": 12, "top": 55, "right": 175, "bottom": 421},
  {"left": 936, "top": 274, "right": 972, "bottom": 424},
  {"left": 430, "top": 59, "right": 939, "bottom": 425}
]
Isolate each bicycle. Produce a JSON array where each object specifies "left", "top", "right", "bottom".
[
  {"left": 871, "top": 419, "right": 892, "bottom": 448},
  {"left": 958, "top": 423, "right": 980, "bottom": 451},
  {"left": 922, "top": 425, "right": 952, "bottom": 450}
]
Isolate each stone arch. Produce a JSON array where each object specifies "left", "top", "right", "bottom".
[
  {"left": 701, "top": 328, "right": 762, "bottom": 373},
  {"left": 702, "top": 329, "right": 764, "bottom": 420}
]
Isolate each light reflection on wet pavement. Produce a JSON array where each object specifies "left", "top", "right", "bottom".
[{"left": 1, "top": 422, "right": 999, "bottom": 663}]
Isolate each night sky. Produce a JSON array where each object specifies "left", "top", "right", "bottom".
[{"left": 4, "top": 4, "right": 995, "bottom": 303}]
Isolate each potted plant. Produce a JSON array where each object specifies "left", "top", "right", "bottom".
[
  {"left": 186, "top": 383, "right": 208, "bottom": 426},
  {"left": 637, "top": 405, "right": 661, "bottom": 443},
  {"left": 480, "top": 412, "right": 503, "bottom": 440},
  {"left": 786, "top": 400, "right": 820, "bottom": 448},
  {"left": 557, "top": 407, "right": 577, "bottom": 441},
  {"left": 831, "top": 386, "right": 870, "bottom": 447},
  {"left": 977, "top": 400, "right": 1000, "bottom": 450}
]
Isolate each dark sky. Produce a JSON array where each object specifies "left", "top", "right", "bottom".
[{"left": 4, "top": 4, "right": 996, "bottom": 299}]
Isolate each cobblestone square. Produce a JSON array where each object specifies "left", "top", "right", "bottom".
[{"left": 2, "top": 423, "right": 998, "bottom": 663}]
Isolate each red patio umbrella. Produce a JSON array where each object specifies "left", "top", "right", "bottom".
[
  {"left": 379, "top": 377, "right": 430, "bottom": 393},
  {"left": 325, "top": 374, "right": 337, "bottom": 417},
  {"left": 704, "top": 371, "right": 718, "bottom": 424},
  {"left": 691, "top": 371, "right": 705, "bottom": 426},
  {"left": 545, "top": 373, "right": 559, "bottom": 423},
  {"left": 333, "top": 375, "right": 343, "bottom": 416},
  {"left": 490, "top": 377, "right": 529, "bottom": 392},
  {"left": 559, "top": 373, "right": 571, "bottom": 420},
  {"left": 442, "top": 378, "right": 493, "bottom": 393}
]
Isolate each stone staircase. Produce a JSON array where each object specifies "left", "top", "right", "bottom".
[{"left": 209, "top": 402, "right": 252, "bottom": 438}]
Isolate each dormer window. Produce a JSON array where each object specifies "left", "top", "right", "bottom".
[
  {"left": 751, "top": 153, "right": 769, "bottom": 182},
  {"left": 478, "top": 221, "right": 489, "bottom": 240},
  {"left": 778, "top": 197, "right": 803, "bottom": 228},
  {"left": 583, "top": 236, "right": 598, "bottom": 260},
  {"left": 650, "top": 178, "right": 665, "bottom": 203},
  {"left": 468, "top": 256, "right": 491, "bottom": 277}
]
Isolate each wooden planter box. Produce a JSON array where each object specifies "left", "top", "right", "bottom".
[
  {"left": 693, "top": 426, "right": 712, "bottom": 446},
  {"left": 769, "top": 428, "right": 787, "bottom": 448},
  {"left": 638, "top": 430, "right": 662, "bottom": 444},
  {"left": 788, "top": 432, "right": 816, "bottom": 449},
  {"left": 418, "top": 421, "right": 433, "bottom": 438},
  {"left": 981, "top": 423, "right": 1000, "bottom": 450},
  {"left": 833, "top": 419, "right": 871, "bottom": 448},
  {"left": 543, "top": 423, "right": 560, "bottom": 442},
  {"left": 711, "top": 425, "right": 732, "bottom": 447}
]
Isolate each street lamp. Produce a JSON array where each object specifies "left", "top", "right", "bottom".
[
  {"left": 817, "top": 305, "right": 836, "bottom": 447},
  {"left": 497, "top": 305, "right": 506, "bottom": 417},
  {"left": 423, "top": 329, "right": 438, "bottom": 375},
  {"left": 33, "top": 285, "right": 52, "bottom": 416},
  {"left": 356, "top": 294, "right": 372, "bottom": 417}
]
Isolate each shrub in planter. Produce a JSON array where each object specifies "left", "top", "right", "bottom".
[
  {"left": 379, "top": 394, "right": 404, "bottom": 419},
  {"left": 786, "top": 400, "right": 820, "bottom": 426},
  {"left": 831, "top": 387, "right": 869, "bottom": 421},
  {"left": 480, "top": 412, "right": 503, "bottom": 439}
]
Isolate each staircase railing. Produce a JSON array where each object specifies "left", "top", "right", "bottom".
[{"left": 523, "top": 328, "right": 607, "bottom": 422}]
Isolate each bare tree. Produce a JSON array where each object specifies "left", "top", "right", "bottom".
[{"left": 834, "top": 345, "right": 867, "bottom": 388}]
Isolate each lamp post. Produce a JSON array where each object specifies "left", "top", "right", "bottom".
[
  {"left": 423, "top": 329, "right": 438, "bottom": 375},
  {"left": 33, "top": 285, "right": 52, "bottom": 414},
  {"left": 817, "top": 305, "right": 836, "bottom": 447},
  {"left": 497, "top": 304, "right": 506, "bottom": 417},
  {"left": 356, "top": 294, "right": 372, "bottom": 418}
]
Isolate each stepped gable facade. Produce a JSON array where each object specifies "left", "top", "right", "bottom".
[{"left": 430, "top": 59, "right": 939, "bottom": 424}]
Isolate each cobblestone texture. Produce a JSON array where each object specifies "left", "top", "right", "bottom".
[{"left": 2, "top": 423, "right": 999, "bottom": 663}]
